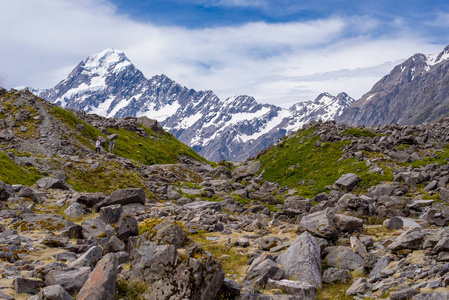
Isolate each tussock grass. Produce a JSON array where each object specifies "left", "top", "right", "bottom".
[
  {"left": 0, "top": 151, "right": 41, "bottom": 185},
  {"left": 258, "top": 128, "right": 393, "bottom": 198}
]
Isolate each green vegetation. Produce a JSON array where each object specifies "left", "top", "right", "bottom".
[
  {"left": 189, "top": 231, "right": 248, "bottom": 280},
  {"left": 116, "top": 280, "right": 148, "bottom": 300},
  {"left": 399, "top": 145, "right": 449, "bottom": 168},
  {"left": 258, "top": 128, "right": 392, "bottom": 198},
  {"left": 0, "top": 151, "right": 41, "bottom": 185},
  {"left": 317, "top": 282, "right": 354, "bottom": 300},
  {"left": 50, "top": 106, "right": 103, "bottom": 150},
  {"left": 107, "top": 127, "right": 207, "bottom": 165},
  {"left": 51, "top": 158, "right": 151, "bottom": 195},
  {"left": 342, "top": 128, "right": 379, "bottom": 138}
]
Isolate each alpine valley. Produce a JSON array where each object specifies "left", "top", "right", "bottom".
[{"left": 36, "top": 48, "right": 354, "bottom": 162}]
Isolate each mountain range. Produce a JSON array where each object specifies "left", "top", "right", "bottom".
[
  {"left": 36, "top": 48, "right": 354, "bottom": 162},
  {"left": 336, "top": 44, "right": 449, "bottom": 126}
]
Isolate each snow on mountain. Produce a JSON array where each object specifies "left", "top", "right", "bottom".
[
  {"left": 336, "top": 44, "right": 449, "bottom": 126},
  {"left": 37, "top": 48, "right": 354, "bottom": 161}
]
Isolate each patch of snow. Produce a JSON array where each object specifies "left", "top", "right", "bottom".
[{"left": 137, "top": 101, "right": 181, "bottom": 122}]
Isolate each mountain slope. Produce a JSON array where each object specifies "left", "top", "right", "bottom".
[
  {"left": 336, "top": 44, "right": 449, "bottom": 126},
  {"left": 37, "top": 48, "right": 354, "bottom": 161}
]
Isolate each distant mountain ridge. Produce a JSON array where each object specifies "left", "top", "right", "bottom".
[
  {"left": 336, "top": 44, "right": 449, "bottom": 126},
  {"left": 36, "top": 48, "right": 355, "bottom": 161}
]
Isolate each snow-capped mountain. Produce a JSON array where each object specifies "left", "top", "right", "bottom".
[
  {"left": 337, "top": 44, "right": 449, "bottom": 126},
  {"left": 37, "top": 48, "right": 354, "bottom": 161}
]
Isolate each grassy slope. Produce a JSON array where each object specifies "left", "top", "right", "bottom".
[
  {"left": 258, "top": 127, "right": 393, "bottom": 198},
  {"left": 0, "top": 151, "right": 42, "bottom": 185}
]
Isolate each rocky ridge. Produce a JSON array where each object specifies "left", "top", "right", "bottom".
[
  {"left": 2, "top": 89, "right": 449, "bottom": 299},
  {"left": 337, "top": 44, "right": 449, "bottom": 126}
]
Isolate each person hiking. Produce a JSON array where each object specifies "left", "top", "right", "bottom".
[
  {"left": 109, "top": 140, "right": 115, "bottom": 153},
  {"left": 95, "top": 137, "right": 101, "bottom": 153}
]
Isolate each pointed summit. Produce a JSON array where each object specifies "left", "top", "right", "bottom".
[{"left": 82, "top": 48, "right": 131, "bottom": 74}]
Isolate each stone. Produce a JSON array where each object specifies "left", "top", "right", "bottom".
[
  {"left": 434, "top": 237, "right": 449, "bottom": 253},
  {"left": 350, "top": 236, "right": 368, "bottom": 258},
  {"left": 13, "top": 276, "right": 43, "bottom": 294},
  {"left": 36, "top": 176, "right": 69, "bottom": 190},
  {"left": 45, "top": 267, "right": 91, "bottom": 294},
  {"left": 333, "top": 214, "right": 364, "bottom": 232},
  {"left": 103, "top": 236, "right": 126, "bottom": 254},
  {"left": 333, "top": 173, "right": 360, "bottom": 191},
  {"left": 93, "top": 188, "right": 146, "bottom": 211},
  {"left": 77, "top": 253, "right": 118, "bottom": 300},
  {"left": 216, "top": 278, "right": 242, "bottom": 299},
  {"left": 389, "top": 227, "right": 425, "bottom": 252},
  {"left": 69, "top": 246, "right": 103, "bottom": 269},
  {"left": 440, "top": 188, "right": 449, "bottom": 203},
  {"left": 39, "top": 284, "right": 74, "bottom": 300},
  {"left": 81, "top": 217, "right": 106, "bottom": 240},
  {"left": 266, "top": 279, "right": 316, "bottom": 299},
  {"left": 136, "top": 116, "right": 164, "bottom": 133},
  {"left": 324, "top": 246, "right": 364, "bottom": 270},
  {"left": 390, "top": 288, "right": 419, "bottom": 300},
  {"left": 183, "top": 201, "right": 222, "bottom": 211},
  {"left": 232, "top": 160, "right": 262, "bottom": 180},
  {"left": 64, "top": 203, "right": 85, "bottom": 219},
  {"left": 322, "top": 268, "right": 352, "bottom": 284},
  {"left": 297, "top": 209, "right": 337, "bottom": 239},
  {"left": 243, "top": 258, "right": 285, "bottom": 288},
  {"left": 99, "top": 204, "right": 123, "bottom": 224},
  {"left": 277, "top": 232, "right": 322, "bottom": 288},
  {"left": 255, "top": 236, "right": 283, "bottom": 251},
  {"left": 0, "top": 181, "right": 13, "bottom": 200},
  {"left": 17, "top": 187, "right": 46, "bottom": 203},
  {"left": 75, "top": 192, "right": 107, "bottom": 208},
  {"left": 346, "top": 278, "right": 372, "bottom": 296},
  {"left": 107, "top": 133, "right": 118, "bottom": 140},
  {"left": 384, "top": 216, "right": 404, "bottom": 230}
]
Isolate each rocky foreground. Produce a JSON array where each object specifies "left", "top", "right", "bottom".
[{"left": 2, "top": 90, "right": 449, "bottom": 299}]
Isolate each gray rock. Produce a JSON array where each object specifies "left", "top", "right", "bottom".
[
  {"left": 369, "top": 256, "right": 392, "bottom": 280},
  {"left": 93, "top": 188, "right": 145, "bottom": 211},
  {"left": 77, "top": 253, "right": 118, "bottom": 300},
  {"left": 384, "top": 216, "right": 404, "bottom": 230},
  {"left": 103, "top": 236, "right": 126, "bottom": 254},
  {"left": 64, "top": 203, "right": 85, "bottom": 219},
  {"left": 333, "top": 214, "right": 364, "bottom": 232},
  {"left": 39, "top": 284, "right": 74, "bottom": 300},
  {"left": 390, "top": 288, "right": 419, "bottom": 300},
  {"left": 13, "top": 276, "right": 43, "bottom": 294},
  {"left": 45, "top": 267, "right": 91, "bottom": 294},
  {"left": 255, "top": 236, "right": 283, "bottom": 251},
  {"left": 183, "top": 200, "right": 222, "bottom": 211},
  {"left": 69, "top": 246, "right": 103, "bottom": 269},
  {"left": 434, "top": 237, "right": 449, "bottom": 253},
  {"left": 440, "top": 188, "right": 449, "bottom": 203},
  {"left": 322, "top": 268, "right": 352, "bottom": 284},
  {"left": 345, "top": 278, "right": 372, "bottom": 296},
  {"left": 232, "top": 160, "right": 262, "bottom": 180},
  {"left": 0, "top": 181, "right": 13, "bottom": 201},
  {"left": 75, "top": 192, "right": 107, "bottom": 208},
  {"left": 216, "top": 278, "right": 242, "bottom": 299},
  {"left": 297, "top": 209, "right": 337, "bottom": 239},
  {"left": 333, "top": 173, "right": 360, "bottom": 191},
  {"left": 36, "top": 176, "right": 69, "bottom": 190},
  {"left": 277, "top": 232, "right": 322, "bottom": 288},
  {"left": 99, "top": 204, "right": 123, "bottom": 224},
  {"left": 324, "top": 246, "right": 364, "bottom": 270},
  {"left": 266, "top": 279, "right": 316, "bottom": 299},
  {"left": 350, "top": 236, "right": 368, "bottom": 258},
  {"left": 81, "top": 217, "right": 106, "bottom": 240},
  {"left": 243, "top": 258, "right": 284, "bottom": 288},
  {"left": 17, "top": 187, "right": 46, "bottom": 203},
  {"left": 412, "top": 291, "right": 449, "bottom": 299},
  {"left": 389, "top": 227, "right": 425, "bottom": 252}
]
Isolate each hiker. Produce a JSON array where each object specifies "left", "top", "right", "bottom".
[
  {"left": 109, "top": 140, "right": 115, "bottom": 153},
  {"left": 95, "top": 137, "right": 101, "bottom": 153}
]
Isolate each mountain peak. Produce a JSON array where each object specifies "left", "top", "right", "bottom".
[{"left": 83, "top": 48, "right": 131, "bottom": 74}]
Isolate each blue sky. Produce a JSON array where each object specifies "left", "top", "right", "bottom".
[{"left": 1, "top": 0, "right": 448, "bottom": 106}]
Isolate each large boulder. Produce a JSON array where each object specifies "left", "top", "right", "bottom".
[
  {"left": 297, "top": 209, "right": 337, "bottom": 239},
  {"left": 324, "top": 246, "right": 364, "bottom": 270},
  {"left": 266, "top": 279, "right": 316, "bottom": 299},
  {"left": 232, "top": 160, "right": 262, "bottom": 180},
  {"left": 333, "top": 214, "right": 364, "bottom": 232},
  {"left": 125, "top": 221, "right": 224, "bottom": 300},
  {"left": 389, "top": 227, "right": 426, "bottom": 252},
  {"left": 93, "top": 188, "right": 145, "bottom": 211},
  {"left": 333, "top": 173, "right": 360, "bottom": 191},
  {"left": 77, "top": 253, "right": 118, "bottom": 300},
  {"left": 243, "top": 257, "right": 285, "bottom": 288},
  {"left": 36, "top": 176, "right": 69, "bottom": 190},
  {"left": 45, "top": 267, "right": 91, "bottom": 294},
  {"left": 277, "top": 232, "right": 322, "bottom": 288}
]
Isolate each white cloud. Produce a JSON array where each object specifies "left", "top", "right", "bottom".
[{"left": 0, "top": 0, "right": 446, "bottom": 107}]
